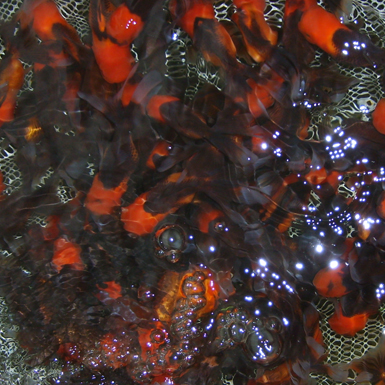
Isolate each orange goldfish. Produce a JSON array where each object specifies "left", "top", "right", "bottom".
[
  {"left": 284, "top": 0, "right": 385, "bottom": 66},
  {"left": 0, "top": 56, "right": 24, "bottom": 126},
  {"left": 232, "top": 0, "right": 278, "bottom": 62},
  {"left": 89, "top": 0, "right": 144, "bottom": 83}
]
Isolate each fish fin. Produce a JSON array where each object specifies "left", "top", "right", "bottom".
[
  {"left": 332, "top": 28, "right": 385, "bottom": 67},
  {"left": 304, "top": 66, "right": 359, "bottom": 104},
  {"left": 0, "top": 83, "right": 8, "bottom": 106},
  {"left": 51, "top": 23, "right": 91, "bottom": 65},
  {"left": 282, "top": 9, "right": 316, "bottom": 67},
  {"left": 78, "top": 91, "right": 108, "bottom": 115},
  {"left": 132, "top": 70, "right": 163, "bottom": 106},
  {"left": 323, "top": 0, "right": 353, "bottom": 21},
  {"left": 266, "top": 103, "right": 310, "bottom": 138}
]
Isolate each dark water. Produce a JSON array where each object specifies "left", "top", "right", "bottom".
[{"left": 0, "top": 0, "right": 385, "bottom": 384}]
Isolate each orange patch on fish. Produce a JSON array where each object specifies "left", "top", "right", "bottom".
[
  {"left": 88, "top": 0, "right": 144, "bottom": 84},
  {"left": 106, "top": 4, "right": 144, "bottom": 45},
  {"left": 295, "top": 115, "right": 311, "bottom": 140},
  {"left": 57, "top": 342, "right": 82, "bottom": 363},
  {"left": 52, "top": 238, "right": 83, "bottom": 272},
  {"left": 328, "top": 304, "right": 370, "bottom": 337},
  {"left": 137, "top": 322, "right": 168, "bottom": 364},
  {"left": 0, "top": 57, "right": 24, "bottom": 126},
  {"left": 146, "top": 95, "right": 180, "bottom": 123},
  {"left": 91, "top": 34, "right": 135, "bottom": 83},
  {"left": 85, "top": 174, "right": 128, "bottom": 216},
  {"left": 23, "top": 0, "right": 76, "bottom": 41},
  {"left": 97, "top": 281, "right": 122, "bottom": 299},
  {"left": 372, "top": 98, "right": 385, "bottom": 135},
  {"left": 313, "top": 262, "right": 351, "bottom": 298},
  {"left": 151, "top": 375, "right": 175, "bottom": 385},
  {"left": 247, "top": 79, "right": 274, "bottom": 117},
  {"left": 233, "top": 0, "right": 277, "bottom": 62},
  {"left": 19, "top": 0, "right": 84, "bottom": 64},
  {"left": 146, "top": 141, "right": 171, "bottom": 169},
  {"left": 197, "top": 207, "right": 223, "bottom": 233},
  {"left": 325, "top": 171, "right": 341, "bottom": 190},
  {"left": 121, "top": 192, "right": 168, "bottom": 236},
  {"left": 177, "top": 2, "right": 215, "bottom": 38},
  {"left": 42, "top": 215, "right": 60, "bottom": 241},
  {"left": 305, "top": 167, "right": 328, "bottom": 185},
  {"left": 121, "top": 82, "right": 138, "bottom": 106},
  {"left": 121, "top": 189, "right": 194, "bottom": 236},
  {"left": 298, "top": 4, "right": 350, "bottom": 57}
]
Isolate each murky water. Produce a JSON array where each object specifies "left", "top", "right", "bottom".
[{"left": 0, "top": 0, "right": 385, "bottom": 384}]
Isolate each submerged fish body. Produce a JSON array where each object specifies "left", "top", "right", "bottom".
[
  {"left": 0, "top": 0, "right": 385, "bottom": 384},
  {"left": 88, "top": 0, "right": 144, "bottom": 83}
]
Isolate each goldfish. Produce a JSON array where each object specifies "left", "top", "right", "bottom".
[
  {"left": 121, "top": 191, "right": 171, "bottom": 236},
  {"left": 168, "top": 0, "right": 245, "bottom": 91},
  {"left": 121, "top": 179, "right": 195, "bottom": 236},
  {"left": 85, "top": 173, "right": 128, "bottom": 216},
  {"left": 16, "top": 0, "right": 88, "bottom": 66},
  {"left": 89, "top": 0, "right": 144, "bottom": 83},
  {"left": 284, "top": 0, "right": 385, "bottom": 66},
  {"left": 146, "top": 93, "right": 259, "bottom": 166},
  {"left": 246, "top": 78, "right": 275, "bottom": 118},
  {"left": 232, "top": 0, "right": 278, "bottom": 63},
  {"left": 51, "top": 237, "right": 84, "bottom": 272},
  {"left": 1, "top": 0, "right": 385, "bottom": 384},
  {"left": 0, "top": 56, "right": 24, "bottom": 126},
  {"left": 41, "top": 215, "right": 60, "bottom": 241},
  {"left": 97, "top": 280, "right": 122, "bottom": 299},
  {"left": 328, "top": 303, "right": 370, "bottom": 337},
  {"left": 146, "top": 140, "right": 172, "bottom": 170},
  {"left": 196, "top": 204, "right": 223, "bottom": 233}
]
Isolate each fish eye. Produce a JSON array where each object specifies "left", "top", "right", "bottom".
[
  {"left": 265, "top": 317, "right": 282, "bottom": 332},
  {"left": 214, "top": 221, "right": 227, "bottom": 232},
  {"left": 157, "top": 226, "right": 185, "bottom": 251}
]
